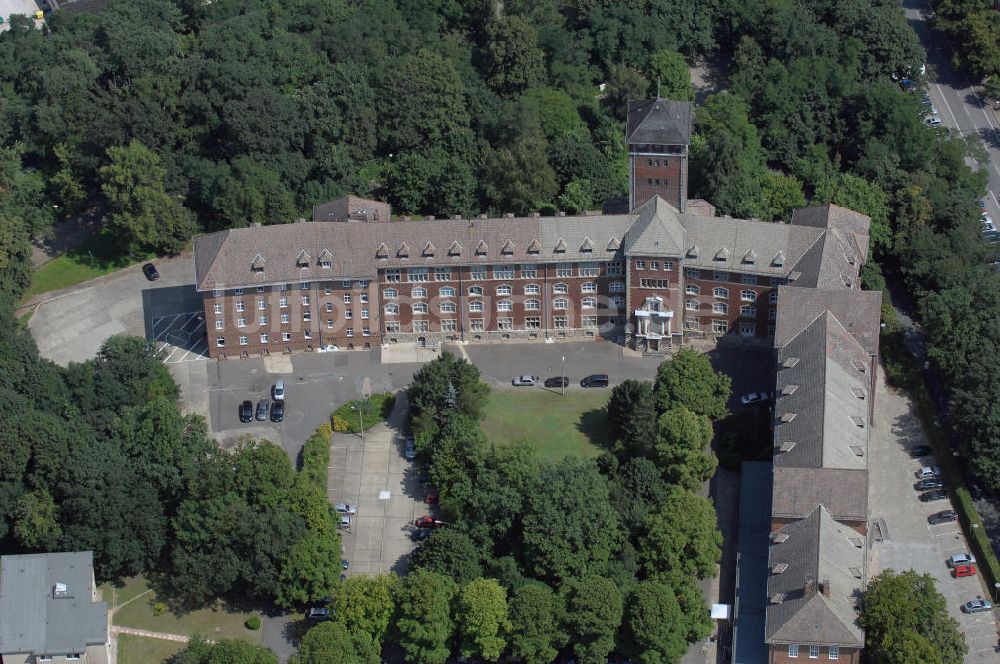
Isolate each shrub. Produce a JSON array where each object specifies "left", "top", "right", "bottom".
[
  {"left": 152, "top": 601, "right": 167, "bottom": 616},
  {"left": 331, "top": 415, "right": 350, "bottom": 433},
  {"left": 301, "top": 427, "right": 331, "bottom": 490},
  {"left": 331, "top": 393, "right": 395, "bottom": 434},
  {"left": 245, "top": 615, "right": 261, "bottom": 630}
]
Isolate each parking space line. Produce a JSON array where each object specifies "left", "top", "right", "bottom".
[{"left": 151, "top": 313, "right": 182, "bottom": 337}]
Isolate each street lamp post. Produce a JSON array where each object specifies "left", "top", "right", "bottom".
[
  {"left": 561, "top": 356, "right": 566, "bottom": 396},
  {"left": 351, "top": 403, "right": 365, "bottom": 443},
  {"left": 994, "top": 582, "right": 999, "bottom": 603}
]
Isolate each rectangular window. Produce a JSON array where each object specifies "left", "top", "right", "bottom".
[
  {"left": 235, "top": 288, "right": 244, "bottom": 295},
  {"left": 362, "top": 327, "right": 371, "bottom": 336},
  {"left": 303, "top": 311, "right": 312, "bottom": 322},
  {"left": 524, "top": 284, "right": 540, "bottom": 295},
  {"left": 304, "top": 329, "right": 312, "bottom": 340},
  {"left": 283, "top": 331, "right": 291, "bottom": 342},
  {"left": 385, "top": 321, "right": 401, "bottom": 333},
  {"left": 360, "top": 293, "right": 369, "bottom": 303},
  {"left": 809, "top": 645, "right": 819, "bottom": 659},
  {"left": 663, "top": 260, "right": 674, "bottom": 271},
  {"left": 259, "top": 315, "right": 267, "bottom": 325},
  {"left": 216, "top": 337, "right": 225, "bottom": 347},
  {"left": 346, "top": 328, "right": 354, "bottom": 337},
  {"left": 239, "top": 335, "right": 248, "bottom": 346},
  {"left": 582, "top": 282, "right": 598, "bottom": 293},
  {"left": 361, "top": 309, "right": 369, "bottom": 319},
  {"left": 324, "top": 286, "right": 332, "bottom": 295},
  {"left": 470, "top": 319, "right": 485, "bottom": 331},
  {"left": 640, "top": 278, "right": 670, "bottom": 289},
  {"left": 408, "top": 268, "right": 429, "bottom": 282},
  {"left": 712, "top": 320, "right": 728, "bottom": 334},
  {"left": 579, "top": 262, "right": 599, "bottom": 277},
  {"left": 213, "top": 289, "right": 222, "bottom": 297},
  {"left": 342, "top": 280, "right": 352, "bottom": 288},
  {"left": 235, "top": 301, "right": 245, "bottom": 312},
  {"left": 441, "top": 319, "right": 457, "bottom": 332},
  {"left": 302, "top": 296, "right": 310, "bottom": 306},
  {"left": 326, "top": 302, "right": 333, "bottom": 313},
  {"left": 385, "top": 268, "right": 401, "bottom": 282},
  {"left": 650, "top": 261, "right": 660, "bottom": 270},
  {"left": 358, "top": 280, "right": 369, "bottom": 288},
  {"left": 279, "top": 297, "right": 287, "bottom": 308},
  {"left": 607, "top": 261, "right": 623, "bottom": 275},
  {"left": 493, "top": 265, "right": 514, "bottom": 279},
  {"left": 521, "top": 264, "right": 537, "bottom": 278},
  {"left": 260, "top": 333, "right": 269, "bottom": 343},
  {"left": 635, "top": 260, "right": 646, "bottom": 270},
  {"left": 213, "top": 303, "right": 222, "bottom": 314},
  {"left": 440, "top": 301, "right": 457, "bottom": 313},
  {"left": 215, "top": 320, "right": 224, "bottom": 330},
  {"left": 257, "top": 298, "right": 265, "bottom": 310},
  {"left": 770, "top": 277, "right": 786, "bottom": 287},
  {"left": 555, "top": 264, "right": 572, "bottom": 278},
  {"left": 471, "top": 266, "right": 487, "bottom": 280},
  {"left": 714, "top": 270, "right": 728, "bottom": 281},
  {"left": 497, "top": 300, "right": 513, "bottom": 312},
  {"left": 435, "top": 268, "right": 451, "bottom": 281},
  {"left": 469, "top": 301, "right": 483, "bottom": 312},
  {"left": 327, "top": 319, "right": 334, "bottom": 329},
  {"left": 256, "top": 286, "right": 265, "bottom": 293},
  {"left": 684, "top": 318, "right": 699, "bottom": 330},
  {"left": 237, "top": 317, "right": 247, "bottom": 328},
  {"left": 281, "top": 313, "right": 289, "bottom": 324},
  {"left": 554, "top": 316, "right": 568, "bottom": 329},
  {"left": 828, "top": 646, "right": 839, "bottom": 661},
  {"left": 343, "top": 294, "right": 352, "bottom": 304},
  {"left": 684, "top": 268, "right": 700, "bottom": 279},
  {"left": 279, "top": 283, "right": 288, "bottom": 292},
  {"left": 301, "top": 282, "right": 311, "bottom": 290},
  {"left": 320, "top": 260, "right": 331, "bottom": 269},
  {"left": 742, "top": 274, "right": 758, "bottom": 285},
  {"left": 770, "top": 290, "right": 779, "bottom": 304},
  {"left": 498, "top": 317, "right": 513, "bottom": 330},
  {"left": 345, "top": 309, "right": 352, "bottom": 319},
  {"left": 525, "top": 317, "right": 541, "bottom": 329},
  {"left": 788, "top": 645, "right": 799, "bottom": 658},
  {"left": 582, "top": 316, "right": 598, "bottom": 328}
]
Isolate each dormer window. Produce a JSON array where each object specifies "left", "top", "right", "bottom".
[
  {"left": 475, "top": 240, "right": 488, "bottom": 256},
  {"left": 580, "top": 236, "right": 594, "bottom": 252},
  {"left": 376, "top": 243, "right": 389, "bottom": 260},
  {"left": 714, "top": 246, "right": 729, "bottom": 262},
  {"left": 449, "top": 241, "right": 462, "bottom": 257},
  {"left": 423, "top": 242, "right": 435, "bottom": 258},
  {"left": 501, "top": 239, "right": 515, "bottom": 255},
  {"left": 742, "top": 249, "right": 757, "bottom": 264},
  {"left": 607, "top": 236, "right": 620, "bottom": 251},
  {"left": 251, "top": 254, "right": 266, "bottom": 272},
  {"left": 527, "top": 238, "right": 541, "bottom": 254},
  {"left": 397, "top": 242, "right": 410, "bottom": 259},
  {"left": 687, "top": 244, "right": 699, "bottom": 258},
  {"left": 772, "top": 251, "right": 785, "bottom": 267},
  {"left": 296, "top": 250, "right": 310, "bottom": 267},
  {"left": 554, "top": 238, "right": 567, "bottom": 254}
]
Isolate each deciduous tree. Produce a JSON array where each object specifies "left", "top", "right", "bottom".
[
  {"left": 457, "top": 578, "right": 511, "bottom": 661},
  {"left": 508, "top": 581, "right": 568, "bottom": 664},
  {"left": 394, "top": 569, "right": 457, "bottom": 664}
]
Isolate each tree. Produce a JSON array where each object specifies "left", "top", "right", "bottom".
[
  {"left": 654, "top": 405, "right": 718, "bottom": 491},
  {"left": 602, "top": 63, "right": 649, "bottom": 120},
  {"left": 482, "top": 141, "right": 558, "bottom": 215},
  {"left": 558, "top": 180, "right": 593, "bottom": 214},
  {"left": 605, "top": 379, "right": 658, "bottom": 457},
  {"left": 609, "top": 457, "right": 671, "bottom": 536},
  {"left": 393, "top": 569, "right": 457, "bottom": 664},
  {"left": 521, "top": 458, "right": 621, "bottom": 581},
  {"left": 409, "top": 528, "right": 485, "bottom": 585},
  {"left": 860, "top": 569, "right": 967, "bottom": 664},
  {"left": 562, "top": 575, "right": 624, "bottom": 664},
  {"left": 646, "top": 50, "right": 694, "bottom": 101},
  {"left": 291, "top": 622, "right": 379, "bottom": 664},
  {"left": 170, "top": 636, "right": 277, "bottom": 664},
  {"left": 457, "top": 578, "right": 511, "bottom": 661},
  {"left": 508, "top": 581, "right": 568, "bottom": 664},
  {"left": 814, "top": 172, "right": 891, "bottom": 254},
  {"left": 653, "top": 349, "right": 731, "bottom": 419},
  {"left": 760, "top": 171, "right": 806, "bottom": 221},
  {"left": 623, "top": 581, "right": 687, "bottom": 664},
  {"left": 331, "top": 574, "right": 397, "bottom": 644},
  {"left": 409, "top": 352, "right": 489, "bottom": 438},
  {"left": 639, "top": 487, "right": 721, "bottom": 588},
  {"left": 13, "top": 488, "right": 61, "bottom": 549},
  {"left": 99, "top": 140, "right": 196, "bottom": 254},
  {"left": 487, "top": 16, "right": 546, "bottom": 96}
]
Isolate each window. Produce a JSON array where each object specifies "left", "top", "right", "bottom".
[
  {"left": 713, "top": 302, "right": 728, "bottom": 314},
  {"left": 361, "top": 309, "right": 369, "bottom": 319},
  {"left": 471, "top": 266, "right": 487, "bottom": 280},
  {"left": 67, "top": 655, "right": 81, "bottom": 661},
  {"left": 326, "top": 302, "right": 333, "bottom": 313},
  {"left": 686, "top": 300, "right": 700, "bottom": 311},
  {"left": 769, "top": 308, "right": 777, "bottom": 320},
  {"left": 213, "top": 303, "right": 222, "bottom": 314},
  {"left": 327, "top": 319, "right": 334, "bottom": 329},
  {"left": 713, "top": 287, "right": 728, "bottom": 299},
  {"left": 525, "top": 299, "right": 541, "bottom": 311},
  {"left": 686, "top": 284, "right": 700, "bottom": 295},
  {"left": 215, "top": 319, "right": 224, "bottom": 330},
  {"left": 640, "top": 278, "right": 669, "bottom": 289},
  {"left": 579, "top": 262, "right": 599, "bottom": 277},
  {"left": 358, "top": 280, "right": 369, "bottom": 288},
  {"left": 553, "top": 282, "right": 569, "bottom": 294},
  {"left": 346, "top": 328, "right": 354, "bottom": 337},
  {"left": 663, "top": 260, "right": 674, "bottom": 271},
  {"left": 302, "top": 295, "right": 310, "bottom": 306},
  {"left": 386, "top": 321, "right": 401, "bottom": 333},
  {"left": 441, "top": 320, "right": 457, "bottom": 332},
  {"left": 470, "top": 319, "right": 485, "bottom": 331},
  {"left": 341, "top": 280, "right": 351, "bottom": 288},
  {"left": 684, "top": 319, "right": 699, "bottom": 330},
  {"left": 496, "top": 284, "right": 512, "bottom": 296},
  {"left": 770, "top": 277, "right": 786, "bottom": 287},
  {"left": 521, "top": 264, "right": 537, "bottom": 278},
  {"left": 279, "top": 284, "right": 288, "bottom": 292},
  {"left": 237, "top": 317, "right": 247, "bottom": 328},
  {"left": 435, "top": 268, "right": 451, "bottom": 281},
  {"left": 324, "top": 286, "right": 333, "bottom": 295},
  {"left": 582, "top": 316, "right": 598, "bottom": 327},
  {"left": 239, "top": 335, "right": 248, "bottom": 346},
  {"left": 281, "top": 313, "right": 289, "bottom": 324},
  {"left": 650, "top": 261, "right": 660, "bottom": 270},
  {"left": 525, "top": 317, "right": 541, "bottom": 329},
  {"left": 607, "top": 261, "right": 623, "bottom": 275},
  {"left": 684, "top": 268, "right": 701, "bottom": 279},
  {"left": 440, "top": 287, "right": 456, "bottom": 298},
  {"left": 301, "top": 282, "right": 311, "bottom": 290},
  {"left": 609, "top": 281, "right": 625, "bottom": 293},
  {"left": 235, "top": 288, "right": 244, "bottom": 295},
  {"left": 320, "top": 260, "right": 331, "bottom": 268},
  {"left": 712, "top": 320, "right": 728, "bottom": 333},
  {"left": 384, "top": 288, "right": 398, "bottom": 299},
  {"left": 493, "top": 265, "right": 514, "bottom": 279},
  {"left": 497, "top": 300, "right": 513, "bottom": 312},
  {"left": 554, "top": 316, "right": 568, "bottom": 329},
  {"left": 408, "top": 267, "right": 429, "bottom": 282},
  {"left": 260, "top": 333, "right": 269, "bottom": 343},
  {"left": 524, "top": 283, "right": 540, "bottom": 295},
  {"left": 741, "top": 289, "right": 757, "bottom": 302},
  {"left": 303, "top": 311, "right": 312, "bottom": 322},
  {"left": 828, "top": 646, "right": 839, "bottom": 660},
  {"left": 440, "top": 301, "right": 456, "bottom": 313},
  {"left": 741, "top": 305, "right": 756, "bottom": 317},
  {"left": 581, "top": 297, "right": 597, "bottom": 309},
  {"left": 469, "top": 285, "right": 484, "bottom": 296},
  {"left": 740, "top": 322, "right": 756, "bottom": 336},
  {"left": 635, "top": 260, "right": 647, "bottom": 270},
  {"left": 344, "top": 294, "right": 352, "bottom": 304},
  {"left": 556, "top": 264, "right": 572, "bottom": 277},
  {"left": 213, "top": 289, "right": 223, "bottom": 297},
  {"left": 742, "top": 274, "right": 758, "bottom": 285},
  {"left": 788, "top": 645, "right": 799, "bottom": 658},
  {"left": 345, "top": 309, "right": 353, "bottom": 319},
  {"left": 279, "top": 297, "right": 288, "bottom": 308},
  {"left": 582, "top": 282, "right": 597, "bottom": 293},
  {"left": 469, "top": 300, "right": 484, "bottom": 312},
  {"left": 236, "top": 301, "right": 245, "bottom": 312},
  {"left": 714, "top": 270, "right": 728, "bottom": 281},
  {"left": 412, "top": 287, "right": 427, "bottom": 298},
  {"left": 259, "top": 315, "right": 267, "bottom": 325},
  {"left": 256, "top": 286, "right": 265, "bottom": 294},
  {"left": 362, "top": 327, "right": 371, "bottom": 336},
  {"left": 385, "top": 268, "right": 401, "bottom": 282},
  {"left": 360, "top": 293, "right": 368, "bottom": 303},
  {"left": 412, "top": 303, "right": 428, "bottom": 314},
  {"left": 498, "top": 317, "right": 513, "bottom": 330},
  {"left": 283, "top": 331, "right": 291, "bottom": 342},
  {"left": 216, "top": 337, "right": 225, "bottom": 347},
  {"left": 554, "top": 298, "right": 569, "bottom": 310},
  {"left": 809, "top": 645, "right": 819, "bottom": 659}
]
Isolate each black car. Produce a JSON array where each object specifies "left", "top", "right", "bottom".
[
  {"left": 929, "top": 510, "right": 959, "bottom": 524},
  {"left": 910, "top": 445, "right": 932, "bottom": 457},
  {"left": 270, "top": 399, "right": 285, "bottom": 422},
  {"left": 919, "top": 489, "right": 948, "bottom": 502},
  {"left": 580, "top": 374, "right": 609, "bottom": 388},
  {"left": 255, "top": 398, "right": 269, "bottom": 421},
  {"left": 141, "top": 263, "right": 160, "bottom": 281},
  {"left": 239, "top": 400, "right": 253, "bottom": 423},
  {"left": 914, "top": 479, "right": 944, "bottom": 491},
  {"left": 411, "top": 528, "right": 431, "bottom": 542},
  {"left": 544, "top": 377, "right": 569, "bottom": 388}
]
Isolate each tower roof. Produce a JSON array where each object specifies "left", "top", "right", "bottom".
[{"left": 626, "top": 98, "right": 693, "bottom": 145}]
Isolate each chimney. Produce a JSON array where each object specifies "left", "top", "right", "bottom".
[
  {"left": 804, "top": 578, "right": 817, "bottom": 595},
  {"left": 504, "top": 213, "right": 515, "bottom": 219},
  {"left": 251, "top": 222, "right": 262, "bottom": 227},
  {"left": 295, "top": 217, "right": 307, "bottom": 224},
  {"left": 821, "top": 579, "right": 831, "bottom": 598},
  {"left": 530, "top": 212, "right": 541, "bottom": 218},
  {"left": 426, "top": 215, "right": 436, "bottom": 221},
  {"left": 558, "top": 211, "right": 566, "bottom": 217},
  {"left": 401, "top": 216, "right": 411, "bottom": 222},
  {"left": 453, "top": 214, "right": 462, "bottom": 220},
  {"left": 478, "top": 213, "right": 488, "bottom": 220}
]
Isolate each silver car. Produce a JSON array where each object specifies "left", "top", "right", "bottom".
[
  {"left": 335, "top": 503, "right": 357, "bottom": 515},
  {"left": 512, "top": 375, "right": 538, "bottom": 386},
  {"left": 915, "top": 465, "right": 942, "bottom": 480},
  {"left": 947, "top": 553, "right": 976, "bottom": 568},
  {"left": 338, "top": 515, "right": 352, "bottom": 530}
]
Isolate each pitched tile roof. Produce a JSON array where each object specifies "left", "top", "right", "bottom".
[
  {"left": 771, "top": 467, "right": 868, "bottom": 522},
  {"left": 681, "top": 214, "right": 824, "bottom": 277},
  {"left": 312, "top": 196, "right": 390, "bottom": 223},
  {"left": 774, "top": 287, "right": 882, "bottom": 356},
  {"left": 765, "top": 507, "right": 865, "bottom": 648},
  {"left": 626, "top": 98, "right": 694, "bottom": 145},
  {"left": 623, "top": 196, "right": 686, "bottom": 256}
]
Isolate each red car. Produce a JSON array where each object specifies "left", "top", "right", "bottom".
[
  {"left": 415, "top": 516, "right": 445, "bottom": 529},
  {"left": 424, "top": 493, "right": 439, "bottom": 505},
  {"left": 953, "top": 564, "right": 977, "bottom": 578}
]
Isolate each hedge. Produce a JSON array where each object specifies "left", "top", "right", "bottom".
[
  {"left": 300, "top": 422, "right": 332, "bottom": 490},
  {"left": 331, "top": 393, "right": 396, "bottom": 433}
]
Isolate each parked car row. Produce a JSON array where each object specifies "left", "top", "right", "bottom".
[
  {"left": 512, "top": 374, "right": 610, "bottom": 388},
  {"left": 237, "top": 380, "right": 286, "bottom": 424}
]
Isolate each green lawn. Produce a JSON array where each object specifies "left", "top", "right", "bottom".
[
  {"left": 117, "top": 634, "right": 184, "bottom": 664},
  {"left": 109, "top": 577, "right": 262, "bottom": 644},
  {"left": 480, "top": 389, "right": 612, "bottom": 460},
  {"left": 21, "top": 232, "right": 154, "bottom": 304}
]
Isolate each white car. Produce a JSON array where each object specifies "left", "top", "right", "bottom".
[
  {"left": 273, "top": 379, "right": 285, "bottom": 400},
  {"left": 947, "top": 553, "right": 977, "bottom": 568},
  {"left": 915, "top": 465, "right": 943, "bottom": 480},
  {"left": 925, "top": 115, "right": 942, "bottom": 126},
  {"left": 981, "top": 216, "right": 996, "bottom": 233},
  {"left": 740, "top": 392, "right": 770, "bottom": 406},
  {"left": 512, "top": 375, "right": 538, "bottom": 387},
  {"left": 335, "top": 503, "right": 357, "bottom": 515}
]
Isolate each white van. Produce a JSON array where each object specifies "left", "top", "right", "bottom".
[{"left": 273, "top": 379, "right": 285, "bottom": 400}]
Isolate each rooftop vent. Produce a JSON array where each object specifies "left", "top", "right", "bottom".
[
  {"left": 851, "top": 387, "right": 866, "bottom": 399},
  {"left": 769, "top": 593, "right": 787, "bottom": 605},
  {"left": 504, "top": 213, "right": 515, "bottom": 219},
  {"left": 770, "top": 532, "right": 789, "bottom": 543},
  {"left": 780, "top": 412, "right": 797, "bottom": 423},
  {"left": 783, "top": 357, "right": 800, "bottom": 369},
  {"left": 852, "top": 360, "right": 867, "bottom": 372},
  {"left": 778, "top": 441, "right": 797, "bottom": 453},
  {"left": 850, "top": 416, "right": 865, "bottom": 428},
  {"left": 52, "top": 582, "right": 72, "bottom": 599},
  {"left": 772, "top": 563, "right": 789, "bottom": 575},
  {"left": 848, "top": 537, "right": 864, "bottom": 548},
  {"left": 849, "top": 567, "right": 863, "bottom": 579},
  {"left": 782, "top": 384, "right": 799, "bottom": 396},
  {"left": 849, "top": 445, "right": 865, "bottom": 457}
]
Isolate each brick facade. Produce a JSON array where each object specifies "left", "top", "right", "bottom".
[
  {"left": 630, "top": 149, "right": 686, "bottom": 211},
  {"left": 768, "top": 644, "right": 861, "bottom": 664}
]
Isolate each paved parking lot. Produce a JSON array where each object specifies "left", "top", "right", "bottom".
[
  {"left": 328, "top": 394, "right": 425, "bottom": 576},
  {"left": 0, "top": 0, "right": 39, "bottom": 29},
  {"left": 870, "top": 370, "right": 999, "bottom": 662},
  {"left": 151, "top": 311, "right": 209, "bottom": 363}
]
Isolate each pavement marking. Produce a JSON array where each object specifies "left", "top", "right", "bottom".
[
  {"left": 934, "top": 83, "right": 962, "bottom": 129},
  {"left": 151, "top": 311, "right": 209, "bottom": 364}
]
